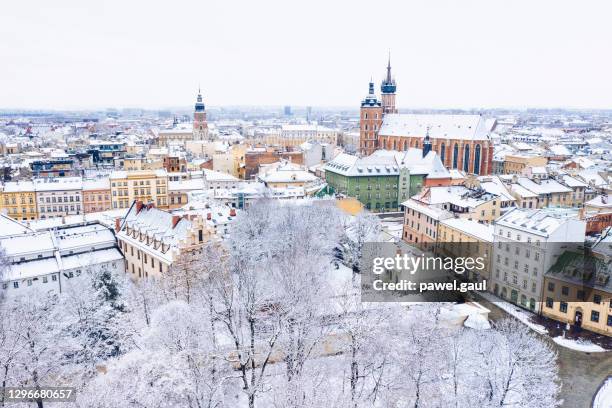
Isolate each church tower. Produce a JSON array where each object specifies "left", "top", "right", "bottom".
[
  {"left": 193, "top": 87, "right": 209, "bottom": 140},
  {"left": 380, "top": 54, "right": 397, "bottom": 115},
  {"left": 359, "top": 81, "right": 383, "bottom": 156}
]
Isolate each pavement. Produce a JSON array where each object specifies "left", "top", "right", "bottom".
[{"left": 477, "top": 296, "right": 612, "bottom": 408}]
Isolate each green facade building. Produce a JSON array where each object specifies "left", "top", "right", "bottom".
[{"left": 325, "top": 149, "right": 449, "bottom": 212}]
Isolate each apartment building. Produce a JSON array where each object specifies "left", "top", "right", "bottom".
[
  {"left": 0, "top": 219, "right": 124, "bottom": 298},
  {"left": 0, "top": 181, "right": 38, "bottom": 220},
  {"left": 34, "top": 177, "right": 83, "bottom": 219},
  {"left": 542, "top": 249, "right": 611, "bottom": 337},
  {"left": 490, "top": 208, "right": 586, "bottom": 313},
  {"left": 82, "top": 178, "right": 112, "bottom": 213},
  {"left": 110, "top": 169, "right": 169, "bottom": 210},
  {"left": 514, "top": 176, "right": 573, "bottom": 208},
  {"left": 438, "top": 217, "right": 494, "bottom": 284},
  {"left": 503, "top": 154, "right": 548, "bottom": 175},
  {"left": 115, "top": 201, "right": 210, "bottom": 280}
]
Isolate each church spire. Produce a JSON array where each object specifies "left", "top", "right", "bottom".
[
  {"left": 386, "top": 51, "right": 392, "bottom": 83},
  {"left": 381, "top": 52, "right": 396, "bottom": 95},
  {"left": 422, "top": 126, "right": 432, "bottom": 157}
]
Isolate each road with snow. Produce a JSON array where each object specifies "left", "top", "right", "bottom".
[{"left": 478, "top": 296, "right": 612, "bottom": 408}]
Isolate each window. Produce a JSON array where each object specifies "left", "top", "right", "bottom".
[
  {"left": 546, "top": 297, "right": 553, "bottom": 308},
  {"left": 52, "top": 274, "right": 57, "bottom": 281},
  {"left": 548, "top": 282, "right": 555, "bottom": 292},
  {"left": 577, "top": 290, "right": 585, "bottom": 301},
  {"left": 13, "top": 282, "right": 19, "bottom": 289},
  {"left": 591, "top": 311, "right": 600, "bottom": 323},
  {"left": 561, "top": 286, "right": 569, "bottom": 296},
  {"left": 608, "top": 315, "right": 612, "bottom": 327},
  {"left": 594, "top": 294, "right": 601, "bottom": 304},
  {"left": 43, "top": 276, "right": 48, "bottom": 283},
  {"left": 559, "top": 302, "right": 568, "bottom": 313}
]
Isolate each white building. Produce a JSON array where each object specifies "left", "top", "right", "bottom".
[
  {"left": 490, "top": 207, "right": 586, "bottom": 313},
  {"left": 0, "top": 220, "right": 124, "bottom": 298},
  {"left": 34, "top": 177, "right": 84, "bottom": 219},
  {"left": 281, "top": 124, "right": 339, "bottom": 145}
]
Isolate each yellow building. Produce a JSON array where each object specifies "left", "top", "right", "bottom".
[
  {"left": 0, "top": 181, "right": 38, "bottom": 221},
  {"left": 503, "top": 155, "right": 548, "bottom": 175},
  {"left": 123, "top": 156, "right": 147, "bottom": 171},
  {"left": 542, "top": 251, "right": 611, "bottom": 337},
  {"left": 110, "top": 169, "right": 169, "bottom": 210},
  {"left": 437, "top": 218, "right": 494, "bottom": 283}
]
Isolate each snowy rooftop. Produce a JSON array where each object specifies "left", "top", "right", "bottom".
[
  {"left": 417, "top": 185, "right": 498, "bottom": 209},
  {"left": 495, "top": 207, "right": 580, "bottom": 237},
  {"left": 440, "top": 218, "right": 494, "bottom": 242},
  {"left": 0, "top": 214, "right": 34, "bottom": 238},
  {"left": 516, "top": 177, "right": 572, "bottom": 195},
  {"left": 325, "top": 149, "right": 449, "bottom": 179},
  {"left": 378, "top": 114, "right": 491, "bottom": 141},
  {"left": 477, "top": 176, "right": 516, "bottom": 202},
  {"left": 33, "top": 177, "right": 83, "bottom": 191}
]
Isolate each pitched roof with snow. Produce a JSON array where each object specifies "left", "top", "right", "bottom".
[{"left": 378, "top": 114, "right": 491, "bottom": 141}]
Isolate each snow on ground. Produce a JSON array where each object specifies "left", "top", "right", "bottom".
[
  {"left": 478, "top": 292, "right": 547, "bottom": 335},
  {"left": 464, "top": 313, "right": 491, "bottom": 330},
  {"left": 594, "top": 378, "right": 612, "bottom": 408},
  {"left": 552, "top": 336, "right": 607, "bottom": 353}
]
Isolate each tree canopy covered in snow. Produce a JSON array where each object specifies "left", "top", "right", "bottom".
[{"left": 0, "top": 201, "right": 561, "bottom": 408}]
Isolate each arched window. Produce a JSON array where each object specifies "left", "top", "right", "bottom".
[
  {"left": 452, "top": 144, "right": 459, "bottom": 168},
  {"left": 382, "top": 139, "right": 386, "bottom": 149},
  {"left": 463, "top": 144, "right": 470, "bottom": 172},
  {"left": 393, "top": 140, "right": 397, "bottom": 150},
  {"left": 474, "top": 144, "right": 481, "bottom": 175},
  {"left": 414, "top": 140, "right": 419, "bottom": 148},
  {"left": 403, "top": 140, "right": 408, "bottom": 151},
  {"left": 440, "top": 143, "right": 446, "bottom": 163}
]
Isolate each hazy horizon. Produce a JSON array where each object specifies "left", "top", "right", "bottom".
[{"left": 2, "top": 0, "right": 611, "bottom": 111}]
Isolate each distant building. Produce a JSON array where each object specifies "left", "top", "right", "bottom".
[
  {"left": 358, "top": 58, "right": 494, "bottom": 175},
  {"left": 0, "top": 181, "right": 38, "bottom": 220},
  {"left": 325, "top": 148, "right": 451, "bottom": 212},
  {"left": 82, "top": 178, "right": 112, "bottom": 213},
  {"left": 87, "top": 141, "right": 127, "bottom": 167},
  {"left": 109, "top": 169, "right": 169, "bottom": 210},
  {"left": 34, "top": 177, "right": 83, "bottom": 219},
  {"left": 30, "top": 159, "right": 76, "bottom": 178},
  {"left": 284, "top": 106, "right": 292, "bottom": 116},
  {"left": 193, "top": 88, "right": 209, "bottom": 140}
]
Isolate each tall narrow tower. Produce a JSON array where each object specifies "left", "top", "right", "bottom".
[
  {"left": 193, "top": 87, "right": 209, "bottom": 140},
  {"left": 359, "top": 81, "right": 383, "bottom": 156},
  {"left": 380, "top": 53, "right": 397, "bottom": 115}
]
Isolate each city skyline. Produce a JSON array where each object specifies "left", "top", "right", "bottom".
[{"left": 1, "top": 0, "right": 612, "bottom": 110}]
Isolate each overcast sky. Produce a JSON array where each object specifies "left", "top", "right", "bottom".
[{"left": 1, "top": 0, "right": 611, "bottom": 110}]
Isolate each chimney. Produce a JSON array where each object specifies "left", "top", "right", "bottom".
[
  {"left": 136, "top": 200, "right": 144, "bottom": 214},
  {"left": 207, "top": 212, "right": 212, "bottom": 220},
  {"left": 171, "top": 215, "right": 181, "bottom": 229},
  {"left": 114, "top": 217, "right": 121, "bottom": 232},
  {"left": 229, "top": 208, "right": 236, "bottom": 217}
]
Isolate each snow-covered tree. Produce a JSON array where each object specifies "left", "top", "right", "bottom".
[
  {"left": 339, "top": 211, "right": 381, "bottom": 273},
  {"left": 78, "top": 301, "right": 228, "bottom": 408}
]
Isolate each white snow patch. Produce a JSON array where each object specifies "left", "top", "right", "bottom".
[
  {"left": 552, "top": 336, "right": 607, "bottom": 353},
  {"left": 464, "top": 313, "right": 491, "bottom": 330},
  {"left": 594, "top": 378, "right": 612, "bottom": 408},
  {"left": 478, "top": 292, "right": 547, "bottom": 335}
]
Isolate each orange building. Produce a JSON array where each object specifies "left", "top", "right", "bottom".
[{"left": 83, "top": 178, "right": 112, "bottom": 213}]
